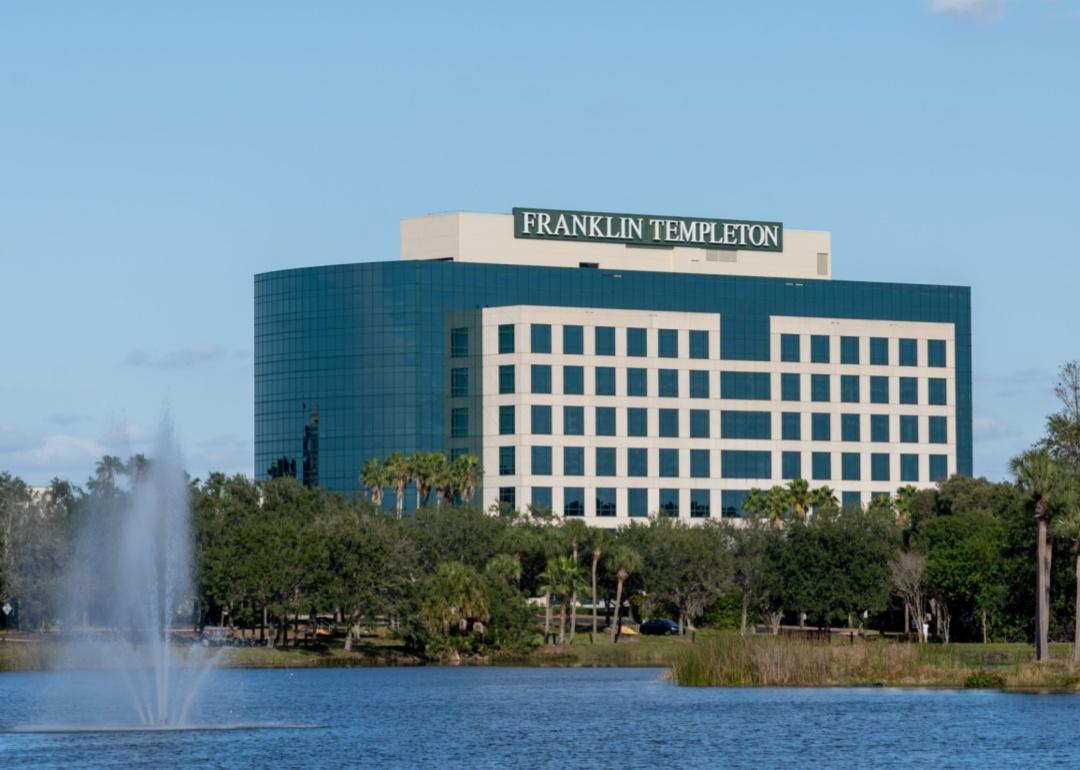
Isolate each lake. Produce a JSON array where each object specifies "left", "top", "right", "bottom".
[{"left": 1, "top": 667, "right": 1078, "bottom": 768}]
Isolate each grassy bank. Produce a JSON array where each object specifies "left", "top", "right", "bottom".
[{"left": 672, "top": 633, "right": 1080, "bottom": 689}]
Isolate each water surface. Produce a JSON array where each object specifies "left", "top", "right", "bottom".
[{"left": 1, "top": 667, "right": 1076, "bottom": 768}]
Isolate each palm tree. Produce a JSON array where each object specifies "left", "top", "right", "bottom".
[
  {"left": 359, "top": 457, "right": 388, "bottom": 508},
  {"left": 125, "top": 454, "right": 151, "bottom": 484},
  {"left": 431, "top": 454, "right": 455, "bottom": 509},
  {"left": 1011, "top": 448, "right": 1066, "bottom": 663},
  {"left": 810, "top": 485, "right": 838, "bottom": 514},
  {"left": 409, "top": 452, "right": 440, "bottom": 509},
  {"left": 764, "top": 486, "right": 793, "bottom": 526},
  {"left": 607, "top": 545, "right": 643, "bottom": 643},
  {"left": 452, "top": 454, "right": 482, "bottom": 505},
  {"left": 563, "top": 519, "right": 590, "bottom": 644},
  {"left": 539, "top": 556, "right": 586, "bottom": 646},
  {"left": 589, "top": 534, "right": 607, "bottom": 644},
  {"left": 384, "top": 452, "right": 411, "bottom": 519},
  {"left": 894, "top": 485, "right": 917, "bottom": 527},
  {"left": 485, "top": 553, "right": 522, "bottom": 586},
  {"left": 92, "top": 455, "right": 125, "bottom": 492},
  {"left": 1053, "top": 481, "right": 1080, "bottom": 663},
  {"left": 787, "top": 478, "right": 812, "bottom": 520}
]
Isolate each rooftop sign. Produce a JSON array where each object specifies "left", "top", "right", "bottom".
[{"left": 513, "top": 207, "right": 783, "bottom": 252}]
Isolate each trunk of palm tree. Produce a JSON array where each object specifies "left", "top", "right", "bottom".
[
  {"left": 982, "top": 609, "right": 988, "bottom": 645},
  {"left": 590, "top": 549, "right": 600, "bottom": 644},
  {"left": 1073, "top": 544, "right": 1080, "bottom": 665},
  {"left": 610, "top": 573, "right": 626, "bottom": 643},
  {"left": 1036, "top": 515, "right": 1050, "bottom": 662},
  {"left": 740, "top": 593, "right": 749, "bottom": 636},
  {"left": 570, "top": 542, "right": 578, "bottom": 645},
  {"left": 558, "top": 597, "right": 567, "bottom": 646},
  {"left": 543, "top": 592, "right": 552, "bottom": 644}
]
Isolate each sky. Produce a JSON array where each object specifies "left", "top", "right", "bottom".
[{"left": 1, "top": 0, "right": 1078, "bottom": 486}]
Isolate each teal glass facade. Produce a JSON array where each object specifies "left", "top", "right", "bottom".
[{"left": 255, "top": 260, "right": 972, "bottom": 501}]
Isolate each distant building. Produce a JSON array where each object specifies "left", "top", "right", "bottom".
[{"left": 255, "top": 207, "right": 971, "bottom": 521}]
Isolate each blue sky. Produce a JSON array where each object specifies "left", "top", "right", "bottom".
[{"left": 1, "top": 0, "right": 1077, "bottom": 486}]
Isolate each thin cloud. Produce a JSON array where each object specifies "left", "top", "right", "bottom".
[
  {"left": 928, "top": 0, "right": 1005, "bottom": 20},
  {"left": 123, "top": 345, "right": 227, "bottom": 370},
  {"left": 11, "top": 434, "right": 107, "bottom": 469}
]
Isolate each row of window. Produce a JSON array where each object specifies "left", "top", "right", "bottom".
[
  {"left": 451, "top": 325, "right": 949, "bottom": 368},
  {"left": 453, "top": 405, "right": 950, "bottom": 443},
  {"left": 471, "top": 365, "right": 948, "bottom": 404},
  {"left": 495, "top": 485, "right": 931, "bottom": 518},
  {"left": 496, "top": 446, "right": 949, "bottom": 483}
]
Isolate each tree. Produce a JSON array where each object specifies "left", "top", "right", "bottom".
[
  {"left": 452, "top": 454, "right": 482, "bottom": 505},
  {"left": 1046, "top": 361, "right": 1080, "bottom": 470},
  {"left": 1010, "top": 448, "right": 1066, "bottom": 662},
  {"left": 606, "top": 545, "right": 643, "bottom": 643},
  {"left": 810, "top": 485, "right": 838, "bottom": 514},
  {"left": 538, "top": 555, "right": 586, "bottom": 645},
  {"left": 385, "top": 453, "right": 411, "bottom": 518},
  {"left": 420, "top": 561, "right": 490, "bottom": 637},
  {"left": 1051, "top": 479, "right": 1080, "bottom": 663},
  {"left": 787, "top": 478, "right": 812, "bottom": 521},
  {"left": 409, "top": 452, "right": 441, "bottom": 509},
  {"left": 359, "top": 457, "right": 388, "bottom": 508},
  {"left": 895, "top": 486, "right": 918, "bottom": 528},
  {"left": 432, "top": 454, "right": 455, "bottom": 510},
  {"left": 890, "top": 551, "right": 927, "bottom": 642}
]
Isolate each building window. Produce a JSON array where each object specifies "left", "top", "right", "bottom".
[
  {"left": 531, "top": 446, "right": 552, "bottom": 476},
  {"left": 563, "top": 324, "right": 584, "bottom": 355},
  {"left": 659, "top": 448, "right": 679, "bottom": 477},
  {"left": 811, "top": 374, "right": 831, "bottom": 402},
  {"left": 780, "top": 333, "right": 800, "bottom": 363},
  {"left": 869, "top": 337, "right": 888, "bottom": 366},
  {"left": 596, "top": 367, "right": 616, "bottom": 396},
  {"left": 781, "top": 412, "right": 801, "bottom": 441},
  {"left": 842, "top": 491, "right": 862, "bottom": 510},
  {"left": 870, "top": 376, "right": 889, "bottom": 404},
  {"left": 596, "top": 487, "right": 617, "bottom": 517},
  {"left": 499, "top": 405, "right": 515, "bottom": 435},
  {"left": 564, "top": 487, "right": 585, "bottom": 517},
  {"left": 595, "top": 407, "right": 616, "bottom": 436},
  {"left": 659, "top": 408, "right": 679, "bottom": 438},
  {"left": 690, "top": 449, "right": 710, "bottom": 478},
  {"left": 659, "top": 369, "right": 679, "bottom": 397},
  {"left": 690, "top": 489, "right": 711, "bottom": 518},
  {"left": 929, "top": 416, "right": 948, "bottom": 444},
  {"left": 841, "top": 375, "right": 860, "bottom": 403},
  {"left": 810, "top": 335, "right": 830, "bottom": 364},
  {"left": 929, "top": 455, "right": 948, "bottom": 482},
  {"left": 563, "top": 365, "right": 584, "bottom": 395},
  {"left": 499, "top": 446, "right": 515, "bottom": 476},
  {"left": 721, "top": 450, "right": 771, "bottom": 479},
  {"left": 628, "top": 488, "right": 648, "bottom": 518},
  {"left": 928, "top": 378, "right": 947, "bottom": 406},
  {"left": 531, "top": 486, "right": 552, "bottom": 511},
  {"left": 901, "top": 454, "right": 919, "bottom": 482},
  {"left": 841, "top": 452, "right": 860, "bottom": 481},
  {"left": 871, "top": 453, "right": 890, "bottom": 482},
  {"left": 811, "top": 412, "right": 831, "bottom": 442},
  {"left": 899, "top": 377, "right": 918, "bottom": 405},
  {"left": 563, "top": 446, "right": 584, "bottom": 476},
  {"left": 841, "top": 413, "right": 860, "bottom": 442},
  {"left": 451, "top": 367, "right": 468, "bottom": 397},
  {"left": 690, "top": 409, "right": 710, "bottom": 438},
  {"left": 627, "top": 367, "right": 647, "bottom": 397},
  {"left": 928, "top": 339, "right": 947, "bottom": 368},
  {"left": 781, "top": 373, "right": 801, "bottom": 402},
  {"left": 498, "top": 487, "right": 515, "bottom": 511},
  {"left": 870, "top": 414, "right": 889, "bottom": 443},
  {"left": 899, "top": 338, "right": 918, "bottom": 367},
  {"left": 721, "top": 410, "right": 771, "bottom": 440},
  {"left": 451, "top": 407, "right": 468, "bottom": 438},
  {"left": 627, "top": 327, "right": 647, "bottom": 357},
  {"left": 531, "top": 364, "right": 552, "bottom": 394},
  {"left": 498, "top": 324, "right": 515, "bottom": 354},
  {"left": 900, "top": 415, "right": 918, "bottom": 443},
  {"left": 499, "top": 364, "right": 515, "bottom": 394},
  {"left": 595, "top": 326, "right": 615, "bottom": 356},
  {"left": 659, "top": 329, "right": 678, "bottom": 358},
  {"left": 531, "top": 405, "right": 552, "bottom": 435},
  {"left": 721, "top": 490, "right": 748, "bottom": 518},
  {"left": 451, "top": 327, "right": 469, "bottom": 358},
  {"left": 531, "top": 323, "right": 551, "bottom": 354},
  {"left": 811, "top": 452, "right": 831, "bottom": 481},
  {"left": 689, "top": 330, "right": 709, "bottom": 359},
  {"left": 782, "top": 451, "right": 801, "bottom": 479},
  {"left": 659, "top": 489, "right": 679, "bottom": 518},
  {"left": 563, "top": 406, "right": 584, "bottom": 436},
  {"left": 721, "top": 371, "right": 771, "bottom": 400},
  {"left": 627, "top": 407, "right": 647, "bottom": 437},
  {"left": 628, "top": 448, "right": 648, "bottom": 477},
  {"left": 840, "top": 336, "right": 859, "bottom": 365},
  {"left": 596, "top": 447, "right": 616, "bottom": 477},
  {"left": 689, "top": 370, "right": 709, "bottom": 398}
]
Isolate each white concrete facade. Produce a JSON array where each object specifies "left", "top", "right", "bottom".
[
  {"left": 402, "top": 211, "right": 831, "bottom": 280},
  {"left": 475, "top": 305, "right": 957, "bottom": 524}
]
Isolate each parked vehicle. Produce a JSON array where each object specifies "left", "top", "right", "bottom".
[{"left": 639, "top": 618, "right": 680, "bottom": 636}]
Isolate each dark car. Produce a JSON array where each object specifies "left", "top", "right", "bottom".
[{"left": 639, "top": 618, "right": 680, "bottom": 636}]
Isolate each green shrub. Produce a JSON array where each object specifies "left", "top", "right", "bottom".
[{"left": 963, "top": 670, "right": 1006, "bottom": 688}]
